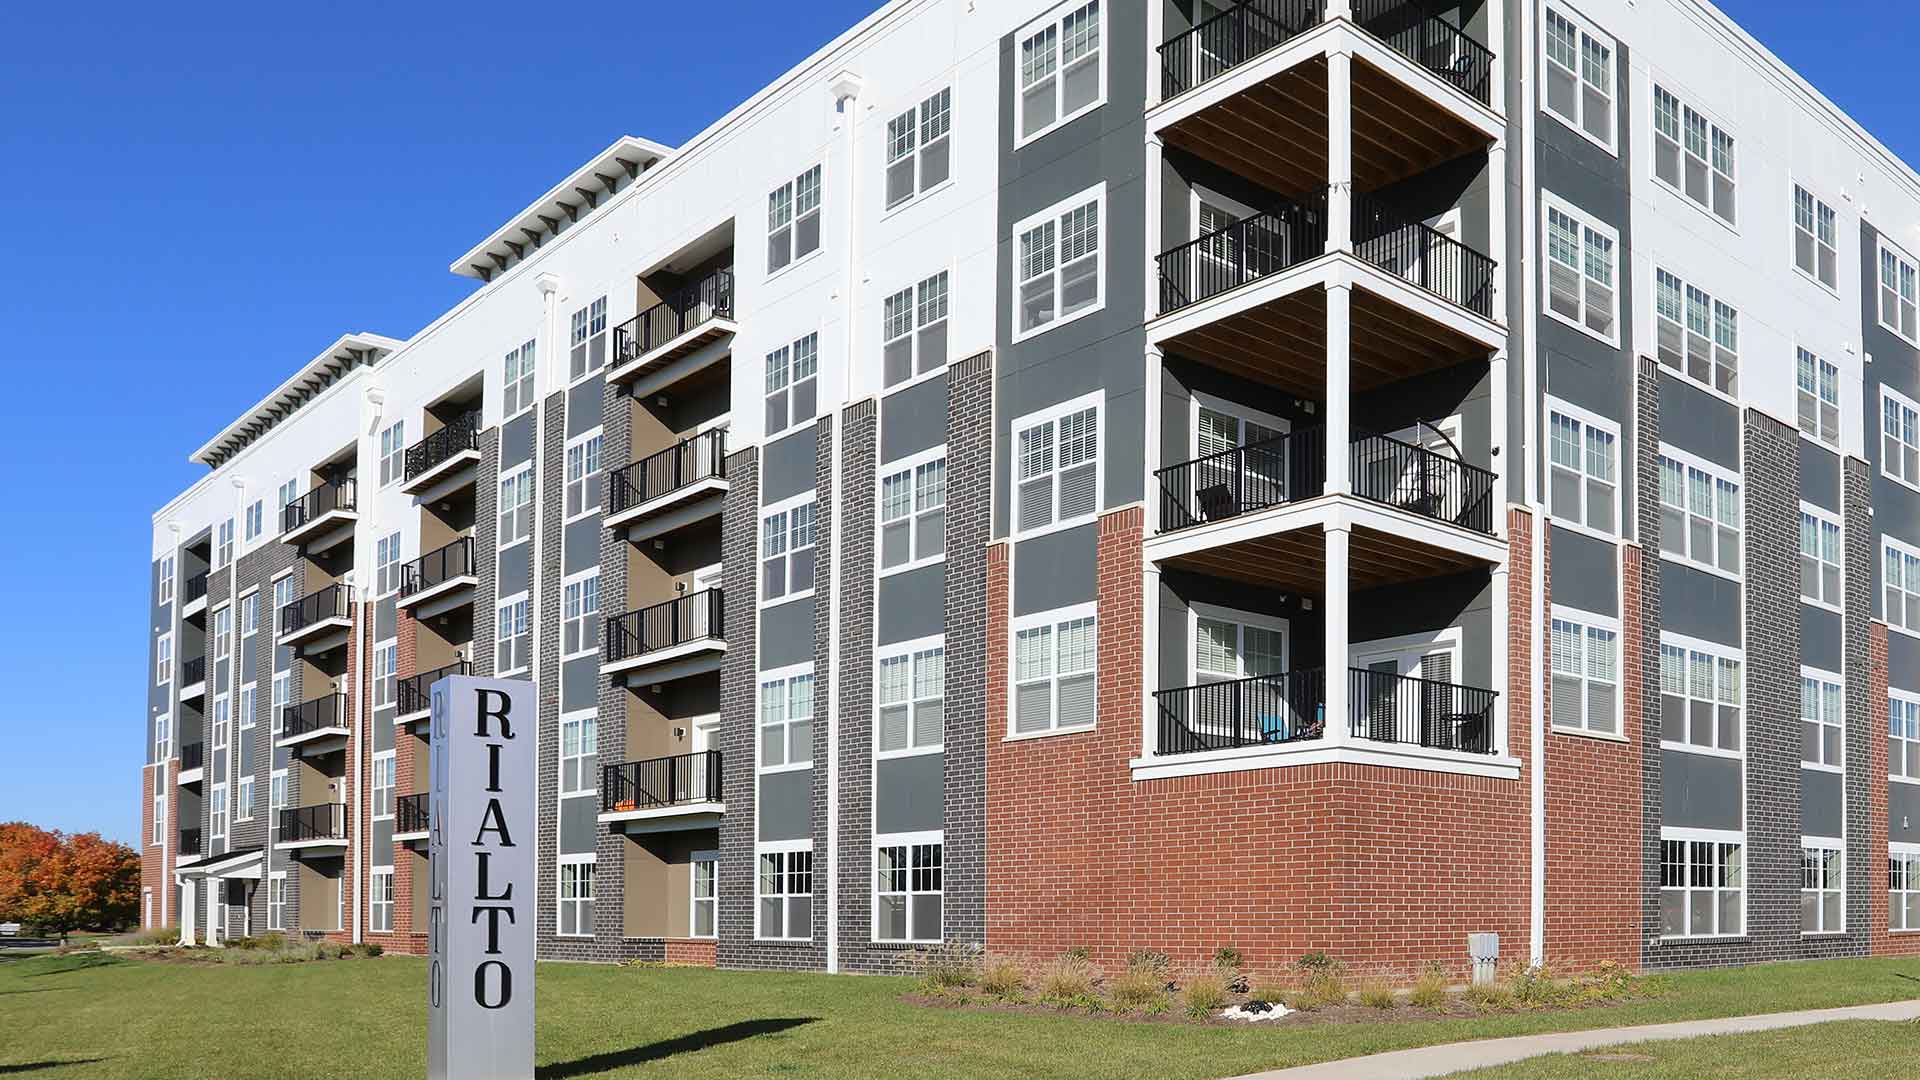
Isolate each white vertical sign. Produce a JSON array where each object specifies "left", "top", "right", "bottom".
[{"left": 429, "top": 675, "right": 536, "bottom": 1080}]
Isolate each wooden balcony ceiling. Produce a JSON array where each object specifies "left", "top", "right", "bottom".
[
  {"left": 1161, "top": 56, "right": 1489, "bottom": 196},
  {"left": 1163, "top": 523, "right": 1486, "bottom": 595},
  {"left": 1163, "top": 283, "right": 1486, "bottom": 398}
]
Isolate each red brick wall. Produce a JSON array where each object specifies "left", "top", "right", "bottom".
[
  {"left": 390, "top": 610, "right": 419, "bottom": 943},
  {"left": 139, "top": 764, "right": 176, "bottom": 928},
  {"left": 1868, "top": 623, "right": 1917, "bottom": 956},
  {"left": 664, "top": 938, "right": 717, "bottom": 966}
]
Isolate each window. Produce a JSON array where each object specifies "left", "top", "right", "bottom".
[
  {"left": 558, "top": 856, "right": 595, "bottom": 937},
  {"left": 1658, "top": 450, "right": 1741, "bottom": 576},
  {"left": 271, "top": 671, "right": 290, "bottom": 735},
  {"left": 1013, "top": 394, "right": 1100, "bottom": 536},
  {"left": 237, "top": 685, "right": 256, "bottom": 732},
  {"left": 1652, "top": 84, "right": 1735, "bottom": 224},
  {"left": 379, "top": 421, "right": 406, "bottom": 487},
  {"left": 1796, "top": 348, "right": 1840, "bottom": 446},
  {"left": 1801, "top": 842, "right": 1844, "bottom": 934},
  {"left": 691, "top": 853, "right": 717, "bottom": 939},
  {"left": 885, "top": 87, "right": 951, "bottom": 209},
  {"left": 374, "top": 641, "right": 397, "bottom": 710},
  {"left": 213, "top": 605, "right": 232, "bottom": 661},
  {"left": 562, "top": 570, "right": 600, "bottom": 658},
  {"left": 210, "top": 781, "right": 228, "bottom": 843},
  {"left": 211, "top": 695, "right": 230, "bottom": 752},
  {"left": 1893, "top": 692, "right": 1920, "bottom": 781},
  {"left": 1885, "top": 537, "right": 1920, "bottom": 635},
  {"left": 273, "top": 574, "right": 296, "bottom": 630},
  {"left": 560, "top": 712, "right": 597, "bottom": 795},
  {"left": 215, "top": 518, "right": 233, "bottom": 569},
  {"left": 270, "top": 770, "right": 287, "bottom": 824},
  {"left": 1800, "top": 507, "right": 1842, "bottom": 609},
  {"left": 875, "top": 834, "right": 943, "bottom": 943},
  {"left": 767, "top": 165, "right": 822, "bottom": 272},
  {"left": 879, "top": 453, "right": 946, "bottom": 571},
  {"left": 236, "top": 775, "right": 254, "bottom": 822},
  {"left": 1884, "top": 387, "right": 1920, "bottom": 489},
  {"left": 375, "top": 532, "right": 402, "bottom": 596},
  {"left": 496, "top": 595, "right": 530, "bottom": 674},
  {"left": 565, "top": 432, "right": 603, "bottom": 518},
  {"left": 1660, "top": 832, "right": 1743, "bottom": 937},
  {"left": 757, "top": 845, "right": 813, "bottom": 940},
  {"left": 240, "top": 592, "right": 258, "bottom": 638},
  {"left": 156, "top": 633, "right": 172, "bottom": 686},
  {"left": 370, "top": 868, "right": 394, "bottom": 934},
  {"left": 761, "top": 497, "right": 817, "bottom": 602},
  {"left": 154, "top": 715, "right": 170, "bottom": 762},
  {"left": 151, "top": 768, "right": 165, "bottom": 845},
  {"left": 268, "top": 873, "right": 287, "bottom": 931},
  {"left": 882, "top": 271, "right": 950, "bottom": 387},
  {"left": 1012, "top": 604, "right": 1097, "bottom": 735},
  {"left": 1551, "top": 608, "right": 1619, "bottom": 735},
  {"left": 1660, "top": 636, "right": 1742, "bottom": 754},
  {"left": 277, "top": 479, "right": 299, "bottom": 517},
  {"left": 1546, "top": 403, "right": 1618, "bottom": 536},
  {"left": 1013, "top": 186, "right": 1104, "bottom": 339},
  {"left": 243, "top": 499, "right": 263, "bottom": 542},
  {"left": 1793, "top": 185, "right": 1839, "bottom": 289},
  {"left": 498, "top": 466, "right": 534, "bottom": 546},
  {"left": 503, "top": 339, "right": 537, "bottom": 416},
  {"left": 1016, "top": 0, "right": 1103, "bottom": 145},
  {"left": 1893, "top": 847, "right": 1920, "bottom": 932},
  {"left": 1542, "top": 7, "right": 1613, "bottom": 149},
  {"left": 877, "top": 639, "right": 944, "bottom": 755},
  {"left": 1880, "top": 238, "right": 1919, "bottom": 344},
  {"left": 1653, "top": 269, "right": 1738, "bottom": 394},
  {"left": 764, "top": 332, "right": 819, "bottom": 436},
  {"left": 1193, "top": 607, "right": 1284, "bottom": 683},
  {"left": 759, "top": 668, "right": 815, "bottom": 769},
  {"left": 1801, "top": 670, "right": 1844, "bottom": 769},
  {"left": 158, "top": 555, "right": 175, "bottom": 606},
  {"left": 569, "top": 296, "right": 607, "bottom": 381},
  {"left": 1543, "top": 193, "right": 1617, "bottom": 341}
]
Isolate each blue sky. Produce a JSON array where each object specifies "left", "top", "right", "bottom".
[{"left": 0, "top": 1, "right": 1912, "bottom": 844}]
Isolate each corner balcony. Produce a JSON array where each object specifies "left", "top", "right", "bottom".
[
  {"left": 397, "top": 660, "right": 470, "bottom": 727},
  {"left": 182, "top": 571, "right": 209, "bottom": 617},
  {"left": 607, "top": 268, "right": 736, "bottom": 387},
  {"left": 400, "top": 412, "right": 481, "bottom": 497},
  {"left": 278, "top": 693, "right": 349, "bottom": 751},
  {"left": 179, "top": 655, "right": 207, "bottom": 702},
  {"left": 603, "top": 589, "right": 725, "bottom": 684},
  {"left": 278, "top": 583, "right": 352, "bottom": 651},
  {"left": 1152, "top": 666, "right": 1498, "bottom": 760},
  {"left": 178, "top": 827, "right": 203, "bottom": 861},
  {"left": 598, "top": 751, "right": 723, "bottom": 833},
  {"left": 276, "top": 804, "right": 348, "bottom": 853},
  {"left": 604, "top": 430, "right": 728, "bottom": 539},
  {"left": 280, "top": 479, "right": 357, "bottom": 551},
  {"left": 397, "top": 537, "right": 477, "bottom": 616},
  {"left": 177, "top": 741, "right": 205, "bottom": 784},
  {"left": 394, "top": 793, "right": 428, "bottom": 843}
]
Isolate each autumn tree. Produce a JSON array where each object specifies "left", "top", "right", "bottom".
[{"left": 0, "top": 823, "right": 141, "bottom": 940}]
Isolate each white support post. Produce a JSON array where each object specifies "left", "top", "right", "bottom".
[
  {"left": 1490, "top": 559, "right": 1511, "bottom": 756},
  {"left": 1146, "top": 134, "right": 1165, "bottom": 321},
  {"left": 1142, "top": 562, "right": 1162, "bottom": 757},
  {"left": 1490, "top": 350, "right": 1509, "bottom": 541},
  {"left": 1323, "top": 520, "right": 1352, "bottom": 746},
  {"left": 1326, "top": 0, "right": 1353, "bottom": 21},
  {"left": 1488, "top": 141, "right": 1509, "bottom": 326},
  {"left": 1325, "top": 281, "right": 1352, "bottom": 496},
  {"left": 179, "top": 878, "right": 197, "bottom": 946},
  {"left": 1326, "top": 49, "right": 1354, "bottom": 255}
]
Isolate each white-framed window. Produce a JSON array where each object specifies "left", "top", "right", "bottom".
[
  {"left": 379, "top": 420, "right": 406, "bottom": 487},
  {"left": 211, "top": 694, "right": 231, "bottom": 752},
  {"left": 1551, "top": 607, "right": 1620, "bottom": 736},
  {"left": 569, "top": 296, "right": 607, "bottom": 382},
  {"left": 277, "top": 479, "right": 299, "bottom": 518},
  {"left": 235, "top": 775, "right": 255, "bottom": 822},
  {"left": 1542, "top": 191, "right": 1617, "bottom": 343},
  {"left": 270, "top": 769, "right": 287, "bottom": 824},
  {"left": 1792, "top": 184, "right": 1839, "bottom": 290},
  {"left": 761, "top": 495, "right": 817, "bottom": 603},
  {"left": 758, "top": 665, "right": 815, "bottom": 770},
  {"left": 370, "top": 867, "right": 394, "bottom": 933},
  {"left": 1800, "top": 668, "right": 1844, "bottom": 770},
  {"left": 756, "top": 841, "right": 813, "bottom": 941},
  {"left": 271, "top": 671, "right": 290, "bottom": 735},
  {"left": 151, "top": 766, "right": 165, "bottom": 845},
  {"left": 565, "top": 431, "right": 603, "bottom": 518},
  {"left": 240, "top": 591, "right": 258, "bottom": 639},
  {"left": 560, "top": 711, "right": 597, "bottom": 795},
  {"left": 272, "top": 573, "right": 296, "bottom": 629},
  {"left": 1545, "top": 400, "right": 1619, "bottom": 537},
  {"left": 1893, "top": 691, "right": 1920, "bottom": 782},
  {"left": 885, "top": 87, "right": 951, "bottom": 210},
  {"left": 498, "top": 465, "right": 534, "bottom": 547},
  {"left": 1660, "top": 829, "right": 1744, "bottom": 938},
  {"left": 1653, "top": 268, "right": 1738, "bottom": 395},
  {"left": 767, "top": 164, "right": 822, "bottom": 273},
  {"left": 496, "top": 594, "right": 530, "bottom": 674},
  {"left": 1013, "top": 392, "right": 1101, "bottom": 538},
  {"left": 1541, "top": 6, "right": 1614, "bottom": 151},
  {"left": 1012, "top": 602, "right": 1097, "bottom": 736},
  {"left": 691, "top": 852, "right": 718, "bottom": 939},
  {"left": 879, "top": 451, "right": 946, "bottom": 572},
  {"left": 158, "top": 555, "right": 175, "bottom": 606},
  {"left": 764, "top": 331, "right": 819, "bottom": 436},
  {"left": 1013, "top": 185, "right": 1105, "bottom": 340},
  {"left": 1883, "top": 386, "right": 1920, "bottom": 490},
  {"left": 1015, "top": 0, "right": 1103, "bottom": 146},
  {"left": 1659, "top": 634, "right": 1743, "bottom": 755},
  {"left": 244, "top": 499, "right": 263, "bottom": 543},
  {"left": 882, "top": 271, "right": 951, "bottom": 387},
  {"left": 1652, "top": 83, "right": 1736, "bottom": 225},
  {"left": 562, "top": 569, "right": 600, "bottom": 659},
  {"left": 1800, "top": 506, "right": 1843, "bottom": 610},
  {"left": 1191, "top": 602, "right": 1286, "bottom": 684},
  {"left": 268, "top": 872, "right": 287, "bottom": 931},
  {"left": 1801, "top": 840, "right": 1845, "bottom": 935},
  {"left": 503, "top": 339, "right": 537, "bottom": 417},
  {"left": 210, "top": 781, "right": 228, "bottom": 844},
  {"left": 374, "top": 641, "right": 397, "bottom": 710},
  {"left": 213, "top": 604, "right": 231, "bottom": 661},
  {"left": 874, "top": 831, "right": 943, "bottom": 943},
  {"left": 156, "top": 633, "right": 172, "bottom": 687},
  {"left": 1796, "top": 347, "right": 1840, "bottom": 447},
  {"left": 215, "top": 518, "right": 233, "bottom": 569},
  {"left": 154, "top": 714, "right": 171, "bottom": 763},
  {"left": 237, "top": 684, "right": 256, "bottom": 732},
  {"left": 877, "top": 637, "right": 944, "bottom": 757},
  {"left": 1893, "top": 845, "right": 1920, "bottom": 932},
  {"left": 1658, "top": 448, "right": 1741, "bottom": 577},
  {"left": 1885, "top": 536, "right": 1920, "bottom": 635},
  {"left": 1881, "top": 237, "right": 1919, "bottom": 344},
  {"left": 375, "top": 532, "right": 402, "bottom": 596},
  {"left": 557, "top": 855, "right": 595, "bottom": 937}
]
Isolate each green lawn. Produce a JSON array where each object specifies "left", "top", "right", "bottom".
[
  {"left": 1446, "top": 1019, "right": 1920, "bottom": 1077},
  {"left": 0, "top": 953, "right": 1916, "bottom": 1079}
]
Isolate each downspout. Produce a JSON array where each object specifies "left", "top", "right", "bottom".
[
  {"left": 352, "top": 385, "right": 385, "bottom": 944},
  {"left": 533, "top": 273, "right": 560, "bottom": 946},
  {"left": 1513, "top": 0, "right": 1546, "bottom": 969},
  {"left": 166, "top": 519, "right": 181, "bottom": 936}
]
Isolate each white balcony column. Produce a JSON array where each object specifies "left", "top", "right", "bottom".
[
  {"left": 1488, "top": 140, "right": 1509, "bottom": 325},
  {"left": 1325, "top": 48, "right": 1354, "bottom": 254},
  {"left": 1323, "top": 519, "right": 1352, "bottom": 746},
  {"left": 1141, "top": 561, "right": 1163, "bottom": 757},
  {"left": 1324, "top": 279, "right": 1353, "bottom": 496},
  {"left": 179, "top": 877, "right": 197, "bottom": 945},
  {"left": 1490, "top": 557, "right": 1511, "bottom": 756},
  {"left": 1490, "top": 349, "right": 1509, "bottom": 541},
  {"left": 1146, "top": 134, "right": 1165, "bottom": 320},
  {"left": 205, "top": 882, "right": 221, "bottom": 947},
  {"left": 1326, "top": 0, "right": 1353, "bottom": 21},
  {"left": 1147, "top": 0, "right": 1166, "bottom": 107}
]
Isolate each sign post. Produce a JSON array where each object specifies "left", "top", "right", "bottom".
[{"left": 428, "top": 675, "right": 536, "bottom": 1080}]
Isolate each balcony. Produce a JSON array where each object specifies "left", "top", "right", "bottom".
[
  {"left": 178, "top": 828, "right": 203, "bottom": 859},
  {"left": 397, "top": 537, "right": 477, "bottom": 614},
  {"left": 397, "top": 660, "right": 470, "bottom": 725},
  {"left": 278, "top": 583, "right": 352, "bottom": 649},
  {"left": 603, "top": 589, "right": 726, "bottom": 682},
  {"left": 279, "top": 693, "right": 349, "bottom": 748},
  {"left": 604, "top": 430, "right": 729, "bottom": 536},
  {"left": 277, "top": 804, "right": 348, "bottom": 851},
  {"left": 180, "top": 655, "right": 207, "bottom": 700},
  {"left": 395, "top": 793, "right": 428, "bottom": 842},
  {"left": 281, "top": 478, "right": 357, "bottom": 550},
  {"left": 182, "top": 571, "right": 209, "bottom": 616},
  {"left": 178, "top": 741, "right": 205, "bottom": 779},
  {"left": 608, "top": 268, "right": 736, "bottom": 385},
  {"left": 1154, "top": 666, "right": 1496, "bottom": 758},
  {"left": 598, "top": 751, "right": 724, "bottom": 832},
  {"left": 401, "top": 412, "right": 482, "bottom": 496}
]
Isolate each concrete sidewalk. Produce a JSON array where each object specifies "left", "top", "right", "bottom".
[{"left": 1225, "top": 999, "right": 1920, "bottom": 1079}]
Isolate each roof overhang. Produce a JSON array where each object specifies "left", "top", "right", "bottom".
[
  {"left": 451, "top": 135, "right": 676, "bottom": 281},
  {"left": 189, "top": 332, "right": 406, "bottom": 468}
]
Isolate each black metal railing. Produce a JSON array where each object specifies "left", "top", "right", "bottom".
[
  {"left": 1352, "top": 190, "right": 1496, "bottom": 318},
  {"left": 396, "top": 793, "right": 428, "bottom": 835},
  {"left": 1352, "top": 0, "right": 1494, "bottom": 106},
  {"left": 601, "top": 751, "right": 723, "bottom": 814},
  {"left": 184, "top": 572, "right": 208, "bottom": 604},
  {"left": 1350, "top": 666, "right": 1497, "bottom": 753},
  {"left": 1156, "top": 427, "right": 1325, "bottom": 533},
  {"left": 179, "top": 828, "right": 202, "bottom": 856},
  {"left": 608, "top": 430, "right": 729, "bottom": 515},
  {"left": 279, "top": 804, "right": 347, "bottom": 843},
  {"left": 398, "top": 660, "right": 470, "bottom": 717},
  {"left": 1350, "top": 432, "right": 1497, "bottom": 534},
  {"left": 613, "top": 268, "right": 734, "bottom": 366},
  {"left": 281, "top": 478, "right": 356, "bottom": 535},
  {"left": 179, "top": 742, "right": 204, "bottom": 771},
  {"left": 282, "top": 694, "right": 347, "bottom": 739},
  {"left": 403, "top": 411, "right": 481, "bottom": 483},
  {"left": 605, "top": 589, "right": 724, "bottom": 664},
  {"left": 181, "top": 655, "right": 207, "bottom": 686},
  {"left": 1157, "top": 192, "right": 1328, "bottom": 315},
  {"left": 280, "top": 583, "right": 350, "bottom": 636},
  {"left": 1156, "top": 668, "right": 1328, "bottom": 755},
  {"left": 399, "top": 537, "right": 476, "bottom": 599},
  {"left": 1159, "top": 0, "right": 1324, "bottom": 98}
]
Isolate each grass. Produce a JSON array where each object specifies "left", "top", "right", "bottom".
[
  {"left": 0, "top": 952, "right": 1916, "bottom": 1079},
  {"left": 1445, "top": 1019, "right": 1920, "bottom": 1077}
]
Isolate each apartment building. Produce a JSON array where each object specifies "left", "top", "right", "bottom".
[{"left": 139, "top": 0, "right": 1920, "bottom": 977}]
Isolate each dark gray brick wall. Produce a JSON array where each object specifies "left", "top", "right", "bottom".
[
  {"left": 474, "top": 428, "right": 500, "bottom": 678},
  {"left": 1635, "top": 360, "right": 1667, "bottom": 964},
  {"left": 1832, "top": 457, "right": 1876, "bottom": 957},
  {"left": 943, "top": 352, "right": 993, "bottom": 953},
  {"left": 715, "top": 448, "right": 772, "bottom": 968}
]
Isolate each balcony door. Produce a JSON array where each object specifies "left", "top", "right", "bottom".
[
  {"left": 1189, "top": 603, "right": 1295, "bottom": 743},
  {"left": 1191, "top": 186, "right": 1265, "bottom": 301},
  {"left": 1358, "top": 414, "right": 1461, "bottom": 517},
  {"left": 1190, "top": 392, "right": 1290, "bottom": 523},
  {"left": 1350, "top": 629, "right": 1468, "bottom": 749}
]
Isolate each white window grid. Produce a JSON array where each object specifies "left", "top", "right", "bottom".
[
  {"left": 885, "top": 87, "right": 952, "bottom": 211},
  {"left": 375, "top": 532, "right": 402, "bottom": 596},
  {"left": 1881, "top": 237, "right": 1919, "bottom": 345},
  {"left": 874, "top": 831, "right": 943, "bottom": 944},
  {"left": 156, "top": 633, "right": 172, "bottom": 687},
  {"left": 1885, "top": 536, "right": 1920, "bottom": 637},
  {"left": 1893, "top": 845, "right": 1920, "bottom": 932},
  {"left": 1800, "top": 668, "right": 1844, "bottom": 771},
  {"left": 565, "top": 431, "right": 604, "bottom": 519},
  {"left": 277, "top": 479, "right": 299, "bottom": 518},
  {"left": 370, "top": 867, "right": 395, "bottom": 933},
  {"left": 211, "top": 694, "right": 230, "bottom": 752},
  {"left": 767, "top": 165, "right": 823, "bottom": 273},
  {"left": 1550, "top": 606, "right": 1620, "bottom": 736},
  {"left": 1792, "top": 184, "right": 1839, "bottom": 290},
  {"left": 569, "top": 296, "right": 608, "bottom": 381},
  {"left": 756, "top": 842, "right": 813, "bottom": 941},
  {"left": 374, "top": 641, "right": 397, "bottom": 710},
  {"left": 1660, "top": 829, "right": 1744, "bottom": 938},
  {"left": 213, "top": 604, "right": 232, "bottom": 661},
  {"left": 270, "top": 770, "right": 287, "bottom": 822},
  {"left": 1012, "top": 391, "right": 1102, "bottom": 539},
  {"left": 882, "top": 270, "right": 951, "bottom": 388},
  {"left": 764, "top": 331, "right": 819, "bottom": 436},
  {"left": 244, "top": 499, "right": 263, "bottom": 543},
  {"left": 1541, "top": 6, "right": 1614, "bottom": 152},
  {"left": 496, "top": 594, "right": 531, "bottom": 674},
  {"left": 1011, "top": 602, "right": 1097, "bottom": 737},
  {"left": 271, "top": 671, "right": 290, "bottom": 735},
  {"left": 152, "top": 768, "right": 165, "bottom": 845},
  {"left": 1013, "top": 185, "right": 1105, "bottom": 341},
  {"left": 1800, "top": 505, "right": 1843, "bottom": 611},
  {"left": 215, "top": 518, "right": 234, "bottom": 569},
  {"left": 1015, "top": 0, "right": 1104, "bottom": 147},
  {"left": 560, "top": 711, "right": 597, "bottom": 795},
  {"left": 562, "top": 569, "right": 601, "bottom": 659},
  {"left": 761, "top": 494, "right": 818, "bottom": 604},
  {"left": 1191, "top": 602, "right": 1286, "bottom": 682},
  {"left": 159, "top": 555, "right": 175, "bottom": 606},
  {"left": 1652, "top": 83, "right": 1736, "bottom": 225},
  {"left": 1652, "top": 268, "right": 1738, "bottom": 396},
  {"left": 878, "top": 449, "right": 946, "bottom": 574},
  {"left": 1659, "top": 633, "right": 1743, "bottom": 756},
  {"left": 237, "top": 685, "right": 256, "bottom": 732},
  {"left": 503, "top": 339, "right": 537, "bottom": 417},
  {"left": 268, "top": 873, "right": 287, "bottom": 931},
  {"left": 272, "top": 574, "right": 296, "bottom": 627},
  {"left": 877, "top": 636, "right": 945, "bottom": 757},
  {"left": 210, "top": 781, "right": 228, "bottom": 843},
  {"left": 1801, "top": 840, "right": 1845, "bottom": 935},
  {"left": 236, "top": 775, "right": 255, "bottom": 823},
  {"left": 558, "top": 855, "right": 596, "bottom": 937},
  {"left": 1796, "top": 347, "right": 1840, "bottom": 447},
  {"left": 1893, "top": 691, "right": 1920, "bottom": 783},
  {"left": 379, "top": 420, "right": 406, "bottom": 487},
  {"left": 1542, "top": 191, "right": 1617, "bottom": 343},
  {"left": 154, "top": 714, "right": 171, "bottom": 763},
  {"left": 1658, "top": 447, "right": 1741, "bottom": 578},
  {"left": 691, "top": 852, "right": 718, "bottom": 939},
  {"left": 1545, "top": 399, "right": 1618, "bottom": 538},
  {"left": 758, "top": 665, "right": 815, "bottom": 771},
  {"left": 498, "top": 465, "right": 534, "bottom": 547},
  {"left": 1883, "top": 385, "right": 1920, "bottom": 491},
  {"left": 240, "top": 592, "right": 258, "bottom": 638}
]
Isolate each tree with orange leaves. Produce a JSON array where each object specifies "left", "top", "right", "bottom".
[{"left": 0, "top": 822, "right": 140, "bottom": 940}]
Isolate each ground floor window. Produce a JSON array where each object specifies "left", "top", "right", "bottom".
[
  {"left": 370, "top": 867, "right": 394, "bottom": 933},
  {"left": 267, "top": 873, "right": 287, "bottom": 931},
  {"left": 691, "top": 852, "right": 717, "bottom": 939},
  {"left": 558, "top": 856, "right": 595, "bottom": 938},
  {"left": 1661, "top": 830, "right": 1743, "bottom": 938},
  {"left": 757, "top": 844, "right": 813, "bottom": 941},
  {"left": 875, "top": 832, "right": 942, "bottom": 943},
  {"left": 1801, "top": 841, "right": 1844, "bottom": 934},
  {"left": 1892, "top": 847, "right": 1920, "bottom": 932}
]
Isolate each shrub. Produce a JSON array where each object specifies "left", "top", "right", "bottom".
[
  {"left": 1212, "top": 946, "right": 1244, "bottom": 971},
  {"left": 315, "top": 942, "right": 349, "bottom": 960},
  {"left": 1409, "top": 964, "right": 1449, "bottom": 1010},
  {"left": 1126, "top": 950, "right": 1171, "bottom": 978},
  {"left": 1464, "top": 982, "right": 1516, "bottom": 1011},
  {"left": 978, "top": 956, "right": 1026, "bottom": 1000},
  {"left": 120, "top": 927, "right": 179, "bottom": 947},
  {"left": 1180, "top": 970, "right": 1230, "bottom": 1019},
  {"left": 350, "top": 942, "right": 383, "bottom": 959},
  {"left": 1109, "top": 965, "right": 1170, "bottom": 1013},
  {"left": 1357, "top": 984, "right": 1397, "bottom": 1010},
  {"left": 1506, "top": 963, "right": 1569, "bottom": 1008},
  {"left": 1037, "top": 953, "right": 1100, "bottom": 1008},
  {"left": 919, "top": 943, "right": 982, "bottom": 991},
  {"left": 1061, "top": 945, "right": 1091, "bottom": 961},
  {"left": 1291, "top": 952, "right": 1348, "bottom": 1010},
  {"left": 1247, "top": 981, "right": 1291, "bottom": 1007}
]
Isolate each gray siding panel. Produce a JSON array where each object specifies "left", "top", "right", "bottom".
[
  {"left": 1891, "top": 631, "right": 1920, "bottom": 694},
  {"left": 1658, "top": 374, "right": 1740, "bottom": 471},
  {"left": 1548, "top": 526, "right": 1618, "bottom": 616},
  {"left": 501, "top": 412, "right": 535, "bottom": 469},
  {"left": 875, "top": 753, "right": 943, "bottom": 834},
  {"left": 559, "top": 796, "right": 597, "bottom": 854},
  {"left": 1893, "top": 783, "right": 1920, "bottom": 844},
  {"left": 376, "top": 596, "right": 396, "bottom": 641},
  {"left": 568, "top": 375, "right": 604, "bottom": 436},
  {"left": 876, "top": 564, "right": 945, "bottom": 646},
  {"left": 759, "top": 598, "right": 814, "bottom": 670},
  {"left": 761, "top": 425, "right": 818, "bottom": 505},
  {"left": 563, "top": 518, "right": 599, "bottom": 576},
  {"left": 880, "top": 374, "right": 948, "bottom": 464},
  {"left": 1799, "top": 768, "right": 1843, "bottom": 838},
  {"left": 499, "top": 541, "right": 532, "bottom": 598},
  {"left": 561, "top": 656, "right": 597, "bottom": 713},
  {"left": 1799, "top": 605, "right": 1842, "bottom": 673},
  {"left": 1662, "top": 750, "right": 1743, "bottom": 831},
  {"left": 1661, "top": 562, "right": 1741, "bottom": 647},
  {"left": 1799, "top": 440, "right": 1840, "bottom": 513},
  {"left": 1011, "top": 525, "right": 1097, "bottom": 616},
  {"left": 758, "top": 769, "right": 811, "bottom": 841}
]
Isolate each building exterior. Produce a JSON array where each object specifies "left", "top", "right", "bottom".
[{"left": 140, "top": 0, "right": 1920, "bottom": 977}]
